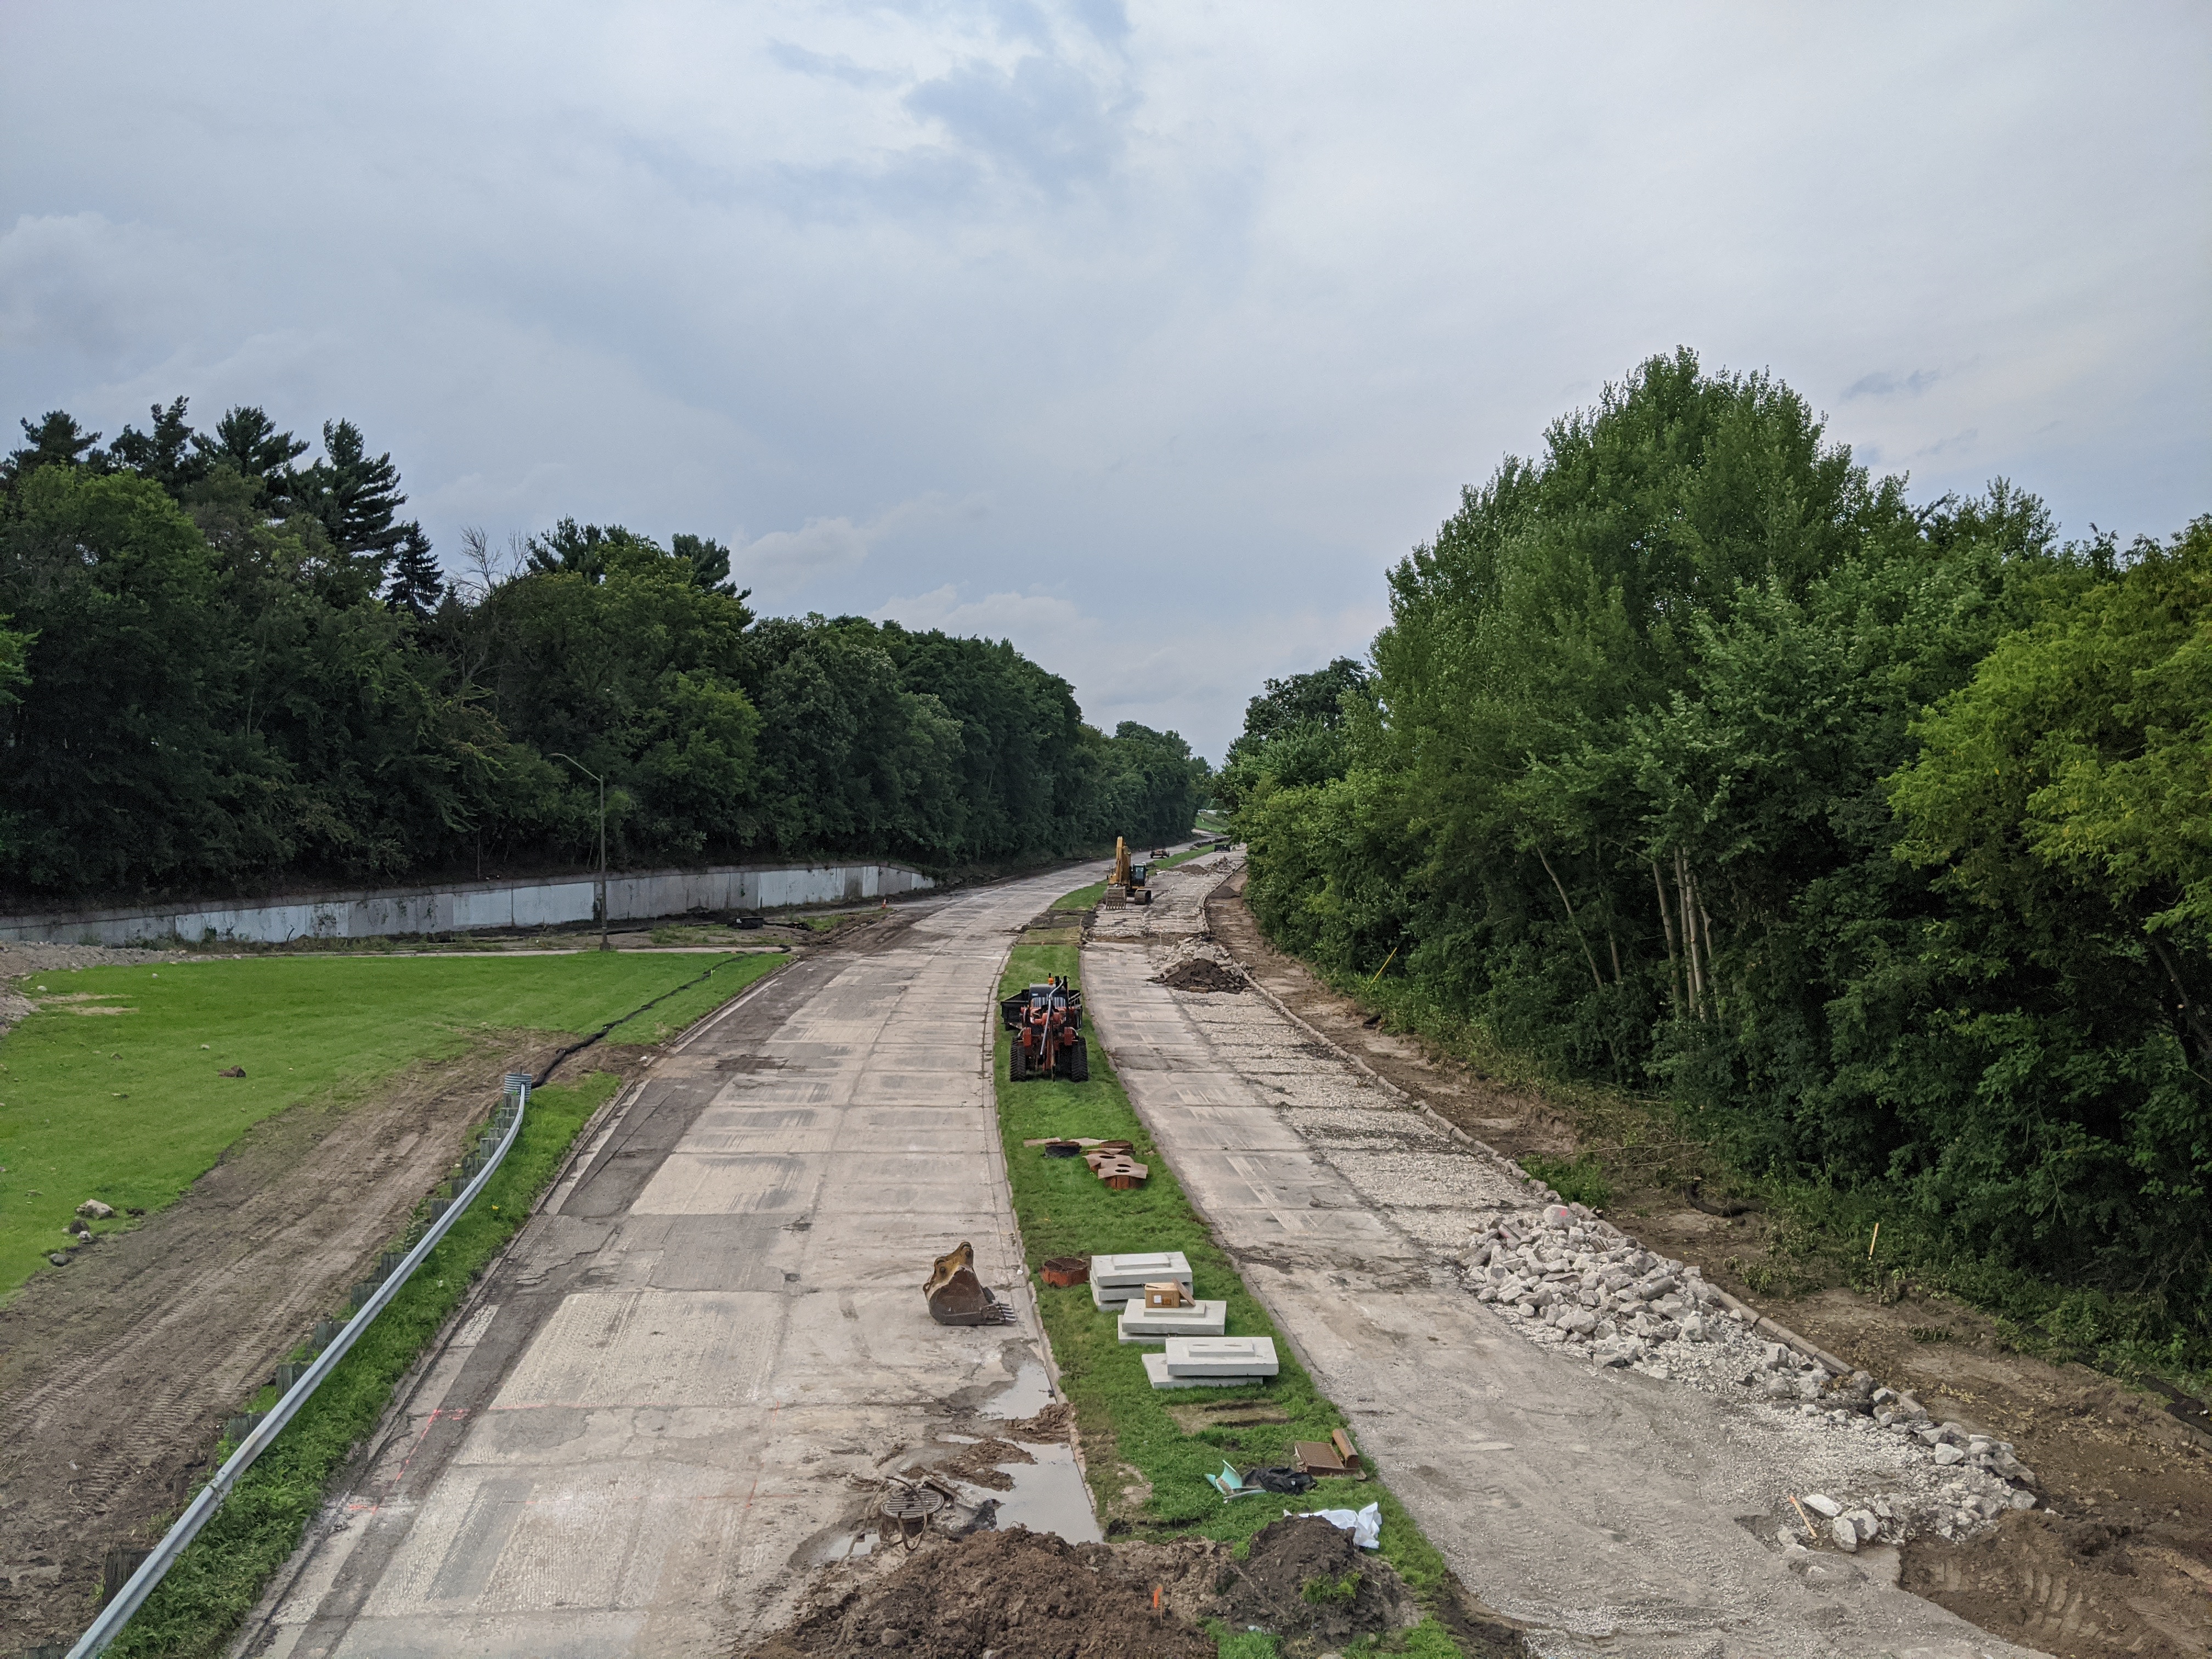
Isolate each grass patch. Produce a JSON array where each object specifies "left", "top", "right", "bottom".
[
  {"left": 109, "top": 1066, "right": 624, "bottom": 1658},
  {"left": 1517, "top": 1153, "right": 1610, "bottom": 1210},
  {"left": 0, "top": 951, "right": 782, "bottom": 1301},
  {"left": 995, "top": 939, "right": 1462, "bottom": 1655}
]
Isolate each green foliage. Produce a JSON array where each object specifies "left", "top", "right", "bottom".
[
  {"left": 1301, "top": 1568, "right": 1363, "bottom": 1606},
  {"left": 1209, "top": 1626, "right": 1279, "bottom": 1659},
  {"left": 0, "top": 396, "right": 1204, "bottom": 903},
  {"left": 105, "top": 1069, "right": 624, "bottom": 1659},
  {"left": 1234, "top": 348, "right": 2210, "bottom": 1351},
  {"left": 1518, "top": 1153, "right": 1611, "bottom": 1209},
  {"left": 0, "top": 951, "right": 783, "bottom": 1299},
  {"left": 1215, "top": 657, "right": 1370, "bottom": 814}
]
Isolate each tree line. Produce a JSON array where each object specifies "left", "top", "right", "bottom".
[
  {"left": 0, "top": 402, "right": 1207, "bottom": 904},
  {"left": 1223, "top": 350, "right": 2209, "bottom": 1355}
]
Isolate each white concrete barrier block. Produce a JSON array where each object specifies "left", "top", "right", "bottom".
[
  {"left": 1119, "top": 1300, "right": 1228, "bottom": 1341},
  {"left": 1143, "top": 1352, "right": 1254, "bottom": 1389},
  {"left": 1163, "top": 1336, "right": 1278, "bottom": 1377},
  {"left": 1091, "top": 1251, "right": 1194, "bottom": 1286}
]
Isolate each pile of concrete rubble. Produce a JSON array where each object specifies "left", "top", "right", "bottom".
[{"left": 1454, "top": 1199, "right": 2040, "bottom": 1547}]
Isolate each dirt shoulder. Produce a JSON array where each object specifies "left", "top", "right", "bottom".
[
  {"left": 1208, "top": 876, "right": 2212, "bottom": 1659},
  {"left": 0, "top": 1035, "right": 567, "bottom": 1652}
]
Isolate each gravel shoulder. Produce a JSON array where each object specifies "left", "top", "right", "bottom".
[{"left": 1084, "top": 858, "right": 2049, "bottom": 1659}]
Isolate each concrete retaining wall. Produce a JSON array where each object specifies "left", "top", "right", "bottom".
[{"left": 0, "top": 861, "right": 934, "bottom": 946}]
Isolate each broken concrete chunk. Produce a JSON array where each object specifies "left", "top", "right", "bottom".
[
  {"left": 1801, "top": 1493, "right": 1842, "bottom": 1518},
  {"left": 1932, "top": 1443, "right": 1966, "bottom": 1466}
]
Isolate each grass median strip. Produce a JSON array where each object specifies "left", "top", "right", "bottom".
[
  {"left": 0, "top": 950, "right": 784, "bottom": 1299},
  {"left": 995, "top": 938, "right": 1465, "bottom": 1658}
]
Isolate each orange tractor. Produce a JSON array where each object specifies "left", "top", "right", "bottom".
[{"left": 1001, "top": 975, "right": 1090, "bottom": 1082}]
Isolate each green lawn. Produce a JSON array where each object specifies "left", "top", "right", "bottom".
[
  {"left": 0, "top": 950, "right": 784, "bottom": 1299},
  {"left": 996, "top": 940, "right": 1460, "bottom": 1654}
]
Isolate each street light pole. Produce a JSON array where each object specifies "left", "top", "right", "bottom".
[{"left": 549, "top": 753, "right": 611, "bottom": 951}]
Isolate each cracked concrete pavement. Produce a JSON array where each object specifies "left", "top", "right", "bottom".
[
  {"left": 236, "top": 865, "right": 1104, "bottom": 1659},
  {"left": 1081, "top": 857, "right": 2037, "bottom": 1659}
]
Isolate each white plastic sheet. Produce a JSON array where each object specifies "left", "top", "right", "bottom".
[{"left": 1284, "top": 1500, "right": 1383, "bottom": 1550}]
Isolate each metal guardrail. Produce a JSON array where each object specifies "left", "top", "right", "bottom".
[{"left": 64, "top": 1074, "right": 534, "bottom": 1659}]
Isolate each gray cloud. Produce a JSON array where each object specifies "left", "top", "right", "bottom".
[
  {"left": 2, "top": 0, "right": 2206, "bottom": 759},
  {"left": 1846, "top": 368, "right": 1944, "bottom": 399}
]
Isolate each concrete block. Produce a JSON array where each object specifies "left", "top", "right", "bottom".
[
  {"left": 1163, "top": 1336, "right": 1278, "bottom": 1377},
  {"left": 1091, "top": 1251, "right": 1193, "bottom": 1286},
  {"left": 1118, "top": 1300, "right": 1228, "bottom": 1342},
  {"left": 1142, "top": 1352, "right": 1252, "bottom": 1389}
]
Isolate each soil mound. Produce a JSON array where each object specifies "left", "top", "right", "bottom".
[
  {"left": 1214, "top": 1517, "right": 1419, "bottom": 1646},
  {"left": 1903, "top": 1510, "right": 2212, "bottom": 1659},
  {"left": 742, "top": 1527, "right": 1217, "bottom": 1659},
  {"left": 1155, "top": 958, "right": 1245, "bottom": 994}
]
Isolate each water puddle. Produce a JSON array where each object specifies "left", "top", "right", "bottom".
[
  {"left": 965, "top": 1441, "right": 1101, "bottom": 1544},
  {"left": 984, "top": 1356, "right": 1055, "bottom": 1420}
]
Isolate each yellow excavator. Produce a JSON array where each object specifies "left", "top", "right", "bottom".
[{"left": 1105, "top": 837, "right": 1153, "bottom": 907}]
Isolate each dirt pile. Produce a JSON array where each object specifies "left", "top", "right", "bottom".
[
  {"left": 1156, "top": 957, "right": 1246, "bottom": 993},
  {"left": 1904, "top": 1510, "right": 2212, "bottom": 1658},
  {"left": 1213, "top": 1517, "right": 1420, "bottom": 1646},
  {"left": 742, "top": 1528, "right": 1218, "bottom": 1659}
]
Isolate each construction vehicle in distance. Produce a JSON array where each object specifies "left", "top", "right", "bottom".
[
  {"left": 1000, "top": 974, "right": 1090, "bottom": 1081},
  {"left": 1104, "top": 836, "right": 1153, "bottom": 907}
]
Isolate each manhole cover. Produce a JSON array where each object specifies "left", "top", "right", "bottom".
[{"left": 879, "top": 1485, "right": 947, "bottom": 1549}]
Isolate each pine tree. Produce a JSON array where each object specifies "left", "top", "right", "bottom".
[
  {"left": 296, "top": 419, "right": 409, "bottom": 563},
  {"left": 672, "top": 532, "right": 738, "bottom": 594},
  {"left": 190, "top": 406, "right": 308, "bottom": 507},
  {"left": 1, "top": 410, "right": 105, "bottom": 486},
  {"left": 386, "top": 523, "right": 445, "bottom": 619},
  {"left": 109, "top": 397, "right": 208, "bottom": 496}
]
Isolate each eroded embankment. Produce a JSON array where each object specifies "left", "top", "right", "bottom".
[{"left": 0, "top": 1038, "right": 554, "bottom": 1651}]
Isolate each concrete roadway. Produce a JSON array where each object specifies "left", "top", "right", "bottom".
[
  {"left": 1082, "top": 882, "right": 2033, "bottom": 1659},
  {"left": 241, "top": 866, "right": 1098, "bottom": 1659}
]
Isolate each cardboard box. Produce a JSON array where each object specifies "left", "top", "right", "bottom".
[{"left": 1143, "top": 1282, "right": 1186, "bottom": 1308}]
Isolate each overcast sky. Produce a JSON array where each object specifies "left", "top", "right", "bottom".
[{"left": 4, "top": 2, "right": 2206, "bottom": 759}]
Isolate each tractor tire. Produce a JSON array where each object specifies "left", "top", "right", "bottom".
[
  {"left": 1068, "top": 1038, "right": 1090, "bottom": 1083},
  {"left": 1010, "top": 1040, "right": 1028, "bottom": 1082}
]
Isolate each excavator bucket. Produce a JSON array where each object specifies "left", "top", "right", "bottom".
[{"left": 923, "top": 1240, "right": 1013, "bottom": 1325}]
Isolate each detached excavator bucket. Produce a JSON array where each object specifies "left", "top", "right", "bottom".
[{"left": 923, "top": 1240, "right": 1013, "bottom": 1325}]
